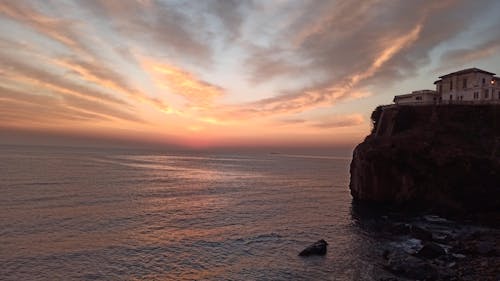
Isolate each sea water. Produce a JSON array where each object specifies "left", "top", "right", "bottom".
[{"left": 0, "top": 145, "right": 381, "bottom": 280}]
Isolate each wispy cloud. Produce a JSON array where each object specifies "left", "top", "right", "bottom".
[
  {"left": 278, "top": 114, "right": 364, "bottom": 129},
  {"left": 143, "top": 59, "right": 224, "bottom": 105},
  {"left": 439, "top": 37, "right": 500, "bottom": 69},
  {"left": 0, "top": 1, "right": 94, "bottom": 56}
]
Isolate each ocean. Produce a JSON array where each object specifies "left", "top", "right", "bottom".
[{"left": 0, "top": 145, "right": 382, "bottom": 280}]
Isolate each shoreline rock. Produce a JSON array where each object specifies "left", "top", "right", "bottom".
[
  {"left": 298, "top": 239, "right": 328, "bottom": 257},
  {"left": 370, "top": 213, "right": 499, "bottom": 280}
]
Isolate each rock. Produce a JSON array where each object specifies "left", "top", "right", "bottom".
[
  {"left": 385, "top": 249, "right": 438, "bottom": 280},
  {"left": 382, "top": 249, "right": 391, "bottom": 260},
  {"left": 475, "top": 241, "right": 496, "bottom": 256},
  {"left": 298, "top": 239, "right": 328, "bottom": 256},
  {"left": 423, "top": 215, "right": 449, "bottom": 223},
  {"left": 451, "top": 253, "right": 466, "bottom": 259},
  {"left": 432, "top": 232, "right": 452, "bottom": 243},
  {"left": 349, "top": 105, "right": 500, "bottom": 214},
  {"left": 386, "top": 223, "right": 411, "bottom": 235},
  {"left": 397, "top": 238, "right": 423, "bottom": 254},
  {"left": 417, "top": 242, "right": 446, "bottom": 259},
  {"left": 411, "top": 225, "right": 433, "bottom": 241}
]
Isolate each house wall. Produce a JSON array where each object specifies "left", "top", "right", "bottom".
[
  {"left": 394, "top": 93, "right": 437, "bottom": 105},
  {"left": 440, "top": 72, "right": 499, "bottom": 102}
]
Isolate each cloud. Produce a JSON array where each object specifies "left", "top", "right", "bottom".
[
  {"left": 54, "top": 57, "right": 171, "bottom": 111},
  {"left": 0, "top": 1, "right": 95, "bottom": 57},
  {"left": 209, "top": 0, "right": 249, "bottom": 42},
  {"left": 277, "top": 114, "right": 364, "bottom": 129},
  {"left": 80, "top": 0, "right": 213, "bottom": 65},
  {"left": 439, "top": 37, "right": 500, "bottom": 69},
  {"left": 311, "top": 114, "right": 365, "bottom": 129},
  {"left": 0, "top": 86, "right": 115, "bottom": 127},
  {"left": 0, "top": 53, "right": 127, "bottom": 105},
  {"left": 143, "top": 60, "right": 224, "bottom": 105},
  {"left": 0, "top": 54, "right": 145, "bottom": 124}
]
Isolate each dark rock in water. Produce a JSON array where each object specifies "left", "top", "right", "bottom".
[
  {"left": 298, "top": 239, "right": 328, "bottom": 256},
  {"left": 385, "top": 249, "right": 438, "bottom": 280},
  {"left": 382, "top": 249, "right": 391, "bottom": 260},
  {"left": 411, "top": 225, "right": 433, "bottom": 241},
  {"left": 475, "top": 241, "right": 496, "bottom": 256},
  {"left": 417, "top": 242, "right": 446, "bottom": 259},
  {"left": 386, "top": 223, "right": 411, "bottom": 235},
  {"left": 349, "top": 105, "right": 500, "bottom": 213}
]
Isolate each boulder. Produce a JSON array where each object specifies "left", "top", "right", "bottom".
[
  {"left": 411, "top": 225, "right": 433, "bottom": 241},
  {"left": 298, "top": 239, "right": 328, "bottom": 256},
  {"left": 475, "top": 241, "right": 496, "bottom": 256},
  {"left": 417, "top": 242, "right": 446, "bottom": 259},
  {"left": 385, "top": 249, "right": 438, "bottom": 280}
]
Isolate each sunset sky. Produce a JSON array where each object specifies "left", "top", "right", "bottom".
[{"left": 1, "top": 0, "right": 500, "bottom": 149}]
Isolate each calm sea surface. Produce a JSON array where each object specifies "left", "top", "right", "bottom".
[{"left": 0, "top": 145, "right": 382, "bottom": 280}]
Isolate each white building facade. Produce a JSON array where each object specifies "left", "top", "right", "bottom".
[
  {"left": 393, "top": 68, "right": 500, "bottom": 106},
  {"left": 434, "top": 68, "right": 500, "bottom": 103},
  {"left": 393, "top": 90, "right": 438, "bottom": 105}
]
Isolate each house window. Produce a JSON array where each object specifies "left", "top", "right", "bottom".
[
  {"left": 474, "top": 92, "right": 479, "bottom": 99},
  {"left": 450, "top": 80, "right": 453, "bottom": 90},
  {"left": 415, "top": 96, "right": 422, "bottom": 101},
  {"left": 484, "top": 89, "right": 489, "bottom": 99},
  {"left": 463, "top": 78, "right": 467, "bottom": 89},
  {"left": 438, "top": 84, "right": 442, "bottom": 93},
  {"left": 449, "top": 94, "right": 453, "bottom": 100},
  {"left": 498, "top": 91, "right": 500, "bottom": 99},
  {"left": 482, "top": 78, "right": 486, "bottom": 84}
]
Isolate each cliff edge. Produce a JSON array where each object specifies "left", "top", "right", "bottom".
[{"left": 350, "top": 104, "right": 500, "bottom": 213}]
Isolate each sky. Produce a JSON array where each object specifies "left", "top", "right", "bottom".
[{"left": 1, "top": 0, "right": 500, "bottom": 150}]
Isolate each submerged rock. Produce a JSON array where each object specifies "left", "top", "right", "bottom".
[
  {"left": 411, "top": 225, "right": 433, "bottom": 241},
  {"left": 385, "top": 249, "right": 438, "bottom": 280},
  {"left": 417, "top": 242, "right": 446, "bottom": 259},
  {"left": 298, "top": 239, "right": 328, "bottom": 256},
  {"left": 475, "top": 241, "right": 496, "bottom": 256}
]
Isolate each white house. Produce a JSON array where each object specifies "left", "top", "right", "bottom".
[
  {"left": 393, "top": 68, "right": 500, "bottom": 105},
  {"left": 393, "top": 90, "right": 438, "bottom": 105},
  {"left": 434, "top": 68, "right": 500, "bottom": 103}
]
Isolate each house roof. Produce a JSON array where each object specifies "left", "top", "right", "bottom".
[{"left": 439, "top": 68, "right": 496, "bottom": 79}]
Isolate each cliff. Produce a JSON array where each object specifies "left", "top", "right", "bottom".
[{"left": 350, "top": 104, "right": 500, "bottom": 213}]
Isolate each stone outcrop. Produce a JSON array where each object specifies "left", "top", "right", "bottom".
[
  {"left": 350, "top": 104, "right": 500, "bottom": 213},
  {"left": 298, "top": 239, "right": 328, "bottom": 256}
]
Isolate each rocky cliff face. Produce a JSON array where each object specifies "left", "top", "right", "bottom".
[{"left": 350, "top": 104, "right": 500, "bottom": 213}]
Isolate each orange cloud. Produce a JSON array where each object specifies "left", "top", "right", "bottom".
[
  {"left": 54, "top": 57, "right": 171, "bottom": 112},
  {"left": 143, "top": 60, "right": 224, "bottom": 105},
  {"left": 0, "top": 2, "right": 90, "bottom": 56}
]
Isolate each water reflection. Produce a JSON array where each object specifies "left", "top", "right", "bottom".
[{"left": 1, "top": 146, "right": 390, "bottom": 280}]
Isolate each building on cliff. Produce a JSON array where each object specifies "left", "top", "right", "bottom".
[
  {"left": 434, "top": 68, "right": 500, "bottom": 103},
  {"left": 394, "top": 68, "right": 500, "bottom": 105},
  {"left": 393, "top": 90, "right": 438, "bottom": 105}
]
